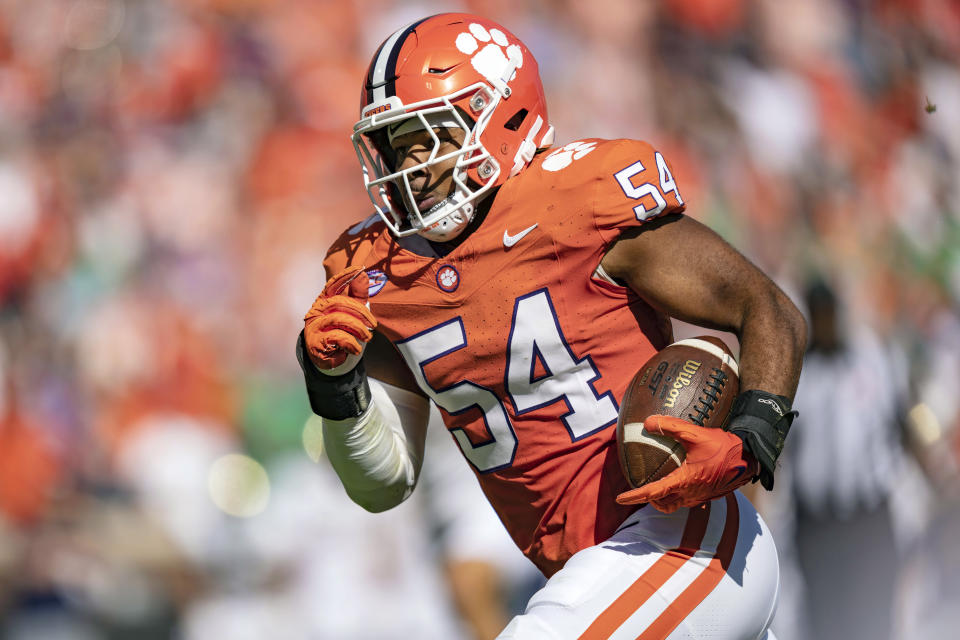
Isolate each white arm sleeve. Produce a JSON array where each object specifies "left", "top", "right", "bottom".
[{"left": 321, "top": 378, "right": 430, "bottom": 512}]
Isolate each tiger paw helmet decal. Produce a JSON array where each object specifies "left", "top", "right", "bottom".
[{"left": 455, "top": 23, "right": 524, "bottom": 85}]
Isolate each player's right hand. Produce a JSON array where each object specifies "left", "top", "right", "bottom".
[
  {"left": 615, "top": 415, "right": 758, "bottom": 512},
  {"left": 304, "top": 265, "right": 377, "bottom": 371}
]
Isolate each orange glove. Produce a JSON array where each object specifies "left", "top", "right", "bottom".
[
  {"left": 616, "top": 415, "right": 759, "bottom": 513},
  {"left": 304, "top": 266, "right": 377, "bottom": 370}
]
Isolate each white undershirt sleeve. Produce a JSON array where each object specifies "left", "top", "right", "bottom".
[{"left": 321, "top": 378, "right": 430, "bottom": 513}]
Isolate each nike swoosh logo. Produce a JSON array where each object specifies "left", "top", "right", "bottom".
[{"left": 503, "top": 223, "right": 538, "bottom": 248}]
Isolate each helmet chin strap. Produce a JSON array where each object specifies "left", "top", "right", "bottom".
[{"left": 417, "top": 193, "right": 475, "bottom": 242}]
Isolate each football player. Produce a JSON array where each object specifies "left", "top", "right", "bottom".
[{"left": 298, "top": 13, "right": 805, "bottom": 639}]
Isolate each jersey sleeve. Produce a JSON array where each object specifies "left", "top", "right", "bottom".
[
  {"left": 590, "top": 139, "right": 686, "bottom": 244},
  {"left": 322, "top": 213, "right": 384, "bottom": 278}
]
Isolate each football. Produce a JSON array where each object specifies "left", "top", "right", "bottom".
[{"left": 616, "top": 336, "right": 740, "bottom": 488}]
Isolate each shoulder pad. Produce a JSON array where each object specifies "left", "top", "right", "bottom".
[
  {"left": 531, "top": 139, "right": 669, "bottom": 192},
  {"left": 533, "top": 138, "right": 608, "bottom": 184},
  {"left": 529, "top": 138, "right": 685, "bottom": 238},
  {"left": 323, "top": 213, "right": 386, "bottom": 277}
]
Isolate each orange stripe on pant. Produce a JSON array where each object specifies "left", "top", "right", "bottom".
[
  {"left": 636, "top": 493, "right": 741, "bottom": 640},
  {"left": 577, "top": 502, "right": 713, "bottom": 640}
]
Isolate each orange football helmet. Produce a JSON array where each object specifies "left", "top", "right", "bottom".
[{"left": 352, "top": 13, "right": 554, "bottom": 241}]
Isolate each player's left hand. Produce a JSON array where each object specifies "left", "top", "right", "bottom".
[
  {"left": 615, "top": 415, "right": 759, "bottom": 513},
  {"left": 304, "top": 265, "right": 377, "bottom": 371}
]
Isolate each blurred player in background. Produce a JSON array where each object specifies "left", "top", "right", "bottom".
[
  {"left": 298, "top": 13, "right": 805, "bottom": 639},
  {"left": 788, "top": 277, "right": 908, "bottom": 640}
]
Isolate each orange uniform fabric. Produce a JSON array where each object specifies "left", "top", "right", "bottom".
[
  {"left": 0, "top": 409, "right": 62, "bottom": 527},
  {"left": 324, "top": 138, "right": 685, "bottom": 576}
]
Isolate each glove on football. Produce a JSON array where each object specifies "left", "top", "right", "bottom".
[
  {"left": 615, "top": 415, "right": 759, "bottom": 513},
  {"left": 304, "top": 265, "right": 377, "bottom": 370}
]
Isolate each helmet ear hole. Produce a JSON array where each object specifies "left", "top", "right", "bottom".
[{"left": 504, "top": 109, "right": 528, "bottom": 132}]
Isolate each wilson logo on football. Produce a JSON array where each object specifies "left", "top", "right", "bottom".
[{"left": 663, "top": 360, "right": 702, "bottom": 409}]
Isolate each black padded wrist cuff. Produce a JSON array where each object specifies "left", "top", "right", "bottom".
[
  {"left": 725, "top": 390, "right": 797, "bottom": 490},
  {"left": 296, "top": 331, "right": 371, "bottom": 420}
]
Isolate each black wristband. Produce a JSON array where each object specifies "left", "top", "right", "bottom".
[
  {"left": 725, "top": 390, "right": 797, "bottom": 490},
  {"left": 296, "top": 331, "right": 371, "bottom": 420}
]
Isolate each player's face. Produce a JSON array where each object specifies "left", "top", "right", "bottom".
[{"left": 390, "top": 126, "right": 466, "bottom": 216}]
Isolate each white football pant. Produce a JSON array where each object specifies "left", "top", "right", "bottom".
[{"left": 498, "top": 491, "right": 779, "bottom": 640}]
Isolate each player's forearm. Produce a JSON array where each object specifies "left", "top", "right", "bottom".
[
  {"left": 725, "top": 286, "right": 806, "bottom": 489},
  {"left": 321, "top": 378, "right": 427, "bottom": 512},
  {"left": 735, "top": 286, "right": 807, "bottom": 400},
  {"left": 297, "top": 331, "right": 428, "bottom": 512}
]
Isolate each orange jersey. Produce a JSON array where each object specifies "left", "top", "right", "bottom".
[{"left": 325, "top": 138, "right": 686, "bottom": 576}]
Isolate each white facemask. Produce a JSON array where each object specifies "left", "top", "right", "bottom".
[{"left": 352, "top": 84, "right": 504, "bottom": 242}]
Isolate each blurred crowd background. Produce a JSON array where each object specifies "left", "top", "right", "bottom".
[{"left": 0, "top": 0, "right": 958, "bottom": 638}]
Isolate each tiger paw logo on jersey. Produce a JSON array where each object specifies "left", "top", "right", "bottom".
[
  {"left": 542, "top": 141, "right": 597, "bottom": 172},
  {"left": 455, "top": 23, "right": 524, "bottom": 82},
  {"left": 436, "top": 264, "right": 460, "bottom": 292}
]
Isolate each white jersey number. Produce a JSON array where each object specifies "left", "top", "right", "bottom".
[
  {"left": 396, "top": 318, "right": 517, "bottom": 472},
  {"left": 506, "top": 289, "right": 618, "bottom": 441},
  {"left": 613, "top": 151, "right": 683, "bottom": 220},
  {"left": 395, "top": 289, "right": 617, "bottom": 472}
]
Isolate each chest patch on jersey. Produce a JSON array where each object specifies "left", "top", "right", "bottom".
[
  {"left": 541, "top": 141, "right": 597, "bottom": 172},
  {"left": 436, "top": 264, "right": 460, "bottom": 292},
  {"left": 366, "top": 269, "right": 387, "bottom": 296}
]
